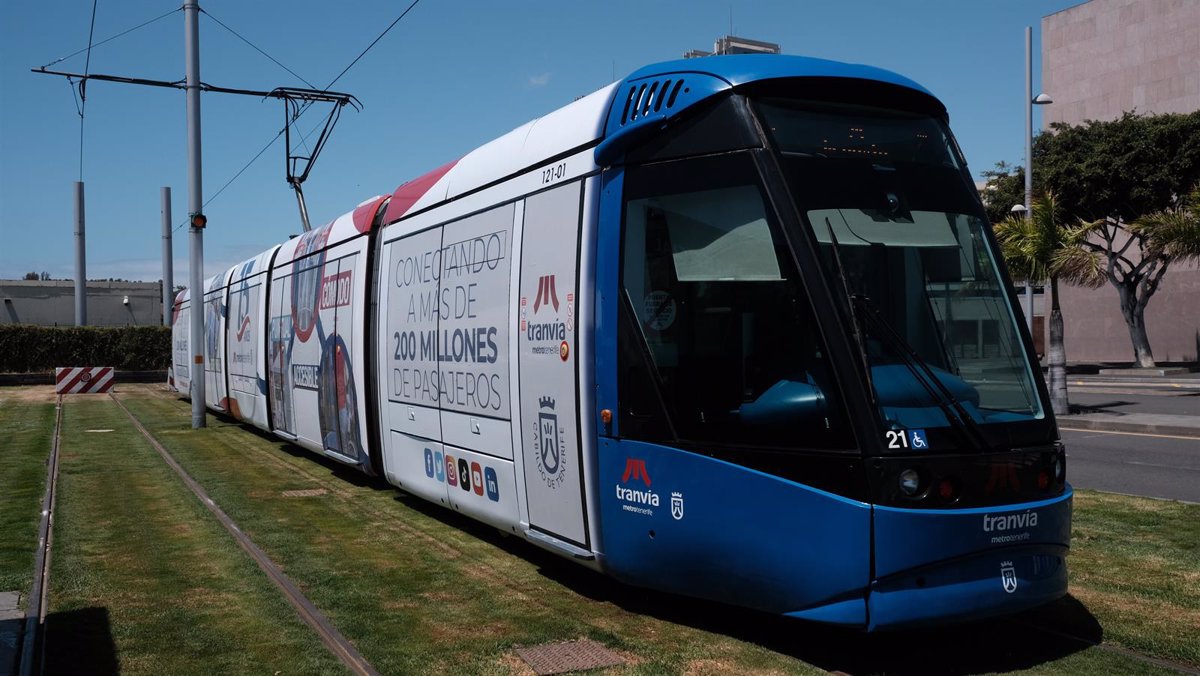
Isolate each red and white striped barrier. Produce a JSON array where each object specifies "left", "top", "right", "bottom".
[{"left": 55, "top": 367, "right": 115, "bottom": 394}]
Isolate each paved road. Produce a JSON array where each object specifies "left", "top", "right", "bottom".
[{"left": 1059, "top": 427, "right": 1200, "bottom": 503}]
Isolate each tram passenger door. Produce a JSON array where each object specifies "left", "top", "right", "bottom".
[
  {"left": 268, "top": 270, "right": 296, "bottom": 436},
  {"left": 380, "top": 227, "right": 447, "bottom": 506},
  {"left": 516, "top": 181, "right": 590, "bottom": 550},
  {"left": 437, "top": 204, "right": 519, "bottom": 530}
]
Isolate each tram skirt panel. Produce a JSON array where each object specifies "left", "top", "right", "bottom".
[{"left": 597, "top": 438, "right": 871, "bottom": 626}]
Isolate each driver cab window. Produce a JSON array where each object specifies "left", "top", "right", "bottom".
[{"left": 619, "top": 152, "right": 852, "bottom": 452}]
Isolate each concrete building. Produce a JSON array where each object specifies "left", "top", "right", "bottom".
[
  {"left": 684, "top": 35, "right": 781, "bottom": 59},
  {"left": 1042, "top": 0, "right": 1200, "bottom": 363},
  {"left": 1, "top": 280, "right": 166, "bottom": 327}
]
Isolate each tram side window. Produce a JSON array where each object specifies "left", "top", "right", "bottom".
[{"left": 618, "top": 153, "right": 852, "bottom": 451}]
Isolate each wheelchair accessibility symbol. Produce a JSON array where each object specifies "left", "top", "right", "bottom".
[{"left": 908, "top": 429, "right": 928, "bottom": 449}]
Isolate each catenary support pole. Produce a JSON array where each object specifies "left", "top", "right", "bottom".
[
  {"left": 73, "top": 181, "right": 87, "bottom": 326},
  {"left": 185, "top": 1, "right": 206, "bottom": 428},
  {"left": 161, "top": 187, "right": 173, "bottom": 326},
  {"left": 1024, "top": 26, "right": 1035, "bottom": 337}
]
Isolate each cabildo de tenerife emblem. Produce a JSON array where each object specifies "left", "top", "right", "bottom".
[
  {"left": 533, "top": 396, "right": 567, "bottom": 489},
  {"left": 1000, "top": 560, "right": 1018, "bottom": 593}
]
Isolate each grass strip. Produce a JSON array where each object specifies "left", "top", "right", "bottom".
[
  {"left": 1005, "top": 646, "right": 1186, "bottom": 675},
  {"left": 0, "top": 390, "right": 55, "bottom": 600},
  {"left": 120, "top": 388, "right": 821, "bottom": 675},
  {"left": 119, "top": 386, "right": 1191, "bottom": 675},
  {"left": 45, "top": 396, "right": 348, "bottom": 675},
  {"left": 1068, "top": 489, "right": 1200, "bottom": 666}
]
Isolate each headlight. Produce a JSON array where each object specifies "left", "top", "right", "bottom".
[{"left": 899, "top": 468, "right": 921, "bottom": 497}]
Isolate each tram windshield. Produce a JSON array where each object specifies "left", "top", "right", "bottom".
[
  {"left": 619, "top": 152, "right": 854, "bottom": 452},
  {"left": 756, "top": 99, "right": 1045, "bottom": 448}
]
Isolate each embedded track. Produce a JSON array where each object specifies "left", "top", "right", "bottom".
[
  {"left": 109, "top": 392, "right": 380, "bottom": 676},
  {"left": 17, "top": 396, "right": 62, "bottom": 676},
  {"left": 131, "top": 386, "right": 1200, "bottom": 675}
]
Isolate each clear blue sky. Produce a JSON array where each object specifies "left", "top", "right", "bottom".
[{"left": 0, "top": 0, "right": 1083, "bottom": 283}]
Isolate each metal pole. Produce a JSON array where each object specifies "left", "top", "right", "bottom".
[
  {"left": 292, "top": 181, "right": 313, "bottom": 232},
  {"left": 185, "top": 2, "right": 206, "bottom": 428},
  {"left": 161, "top": 187, "right": 173, "bottom": 326},
  {"left": 1024, "top": 26, "right": 1035, "bottom": 338},
  {"left": 73, "top": 181, "right": 87, "bottom": 326}
]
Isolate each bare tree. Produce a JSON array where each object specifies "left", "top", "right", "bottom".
[{"left": 1076, "top": 184, "right": 1200, "bottom": 367}]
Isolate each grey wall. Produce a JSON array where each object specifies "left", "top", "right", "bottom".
[
  {"left": 1057, "top": 260, "right": 1199, "bottom": 363},
  {"left": 1043, "top": 0, "right": 1200, "bottom": 126},
  {"left": 1042, "top": 0, "right": 1200, "bottom": 363},
  {"left": 1, "top": 280, "right": 165, "bottom": 327}
]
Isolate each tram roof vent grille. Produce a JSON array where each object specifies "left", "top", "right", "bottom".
[{"left": 619, "top": 78, "right": 686, "bottom": 125}]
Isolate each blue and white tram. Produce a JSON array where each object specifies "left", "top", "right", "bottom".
[{"left": 172, "top": 54, "right": 1071, "bottom": 630}]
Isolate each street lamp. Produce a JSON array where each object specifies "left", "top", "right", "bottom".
[{"left": 1023, "top": 25, "right": 1053, "bottom": 338}]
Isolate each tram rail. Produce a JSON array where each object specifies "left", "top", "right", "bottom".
[
  {"left": 17, "top": 395, "right": 62, "bottom": 676},
  {"left": 109, "top": 392, "right": 380, "bottom": 676}
]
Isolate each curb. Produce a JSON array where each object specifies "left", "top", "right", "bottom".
[
  {"left": 1059, "top": 418, "right": 1200, "bottom": 438},
  {"left": 1069, "top": 378, "right": 1200, "bottom": 388}
]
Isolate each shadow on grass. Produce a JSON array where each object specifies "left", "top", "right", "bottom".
[
  {"left": 543, "top": 554, "right": 1098, "bottom": 674},
  {"left": 42, "top": 606, "right": 119, "bottom": 676},
  {"left": 391, "top": 489, "right": 1101, "bottom": 675},
  {"left": 274, "top": 442, "right": 392, "bottom": 490},
  {"left": 223, "top": 418, "right": 1102, "bottom": 675},
  {"left": 230, "top": 418, "right": 391, "bottom": 492}
]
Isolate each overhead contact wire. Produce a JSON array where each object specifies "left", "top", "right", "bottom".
[
  {"left": 176, "top": 115, "right": 326, "bottom": 233},
  {"left": 200, "top": 7, "right": 322, "bottom": 158},
  {"left": 39, "top": 6, "right": 179, "bottom": 71},
  {"left": 197, "top": 0, "right": 422, "bottom": 218},
  {"left": 200, "top": 8, "right": 317, "bottom": 89},
  {"left": 78, "top": 0, "right": 99, "bottom": 181},
  {"left": 322, "top": 0, "right": 421, "bottom": 93}
]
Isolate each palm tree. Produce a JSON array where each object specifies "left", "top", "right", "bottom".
[{"left": 995, "top": 192, "right": 1104, "bottom": 416}]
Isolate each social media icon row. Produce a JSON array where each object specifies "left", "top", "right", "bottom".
[{"left": 424, "top": 447, "right": 500, "bottom": 502}]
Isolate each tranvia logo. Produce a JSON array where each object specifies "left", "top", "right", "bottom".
[
  {"left": 670, "top": 492, "right": 684, "bottom": 520},
  {"left": 236, "top": 313, "right": 252, "bottom": 341},
  {"left": 982, "top": 510, "right": 1038, "bottom": 532},
  {"left": 521, "top": 273, "right": 572, "bottom": 359},
  {"left": 533, "top": 396, "right": 567, "bottom": 489},
  {"left": 616, "top": 458, "right": 660, "bottom": 516},
  {"left": 984, "top": 462, "right": 1022, "bottom": 494},
  {"left": 533, "top": 274, "right": 560, "bottom": 313},
  {"left": 622, "top": 458, "right": 651, "bottom": 486},
  {"left": 1000, "top": 560, "right": 1018, "bottom": 593},
  {"left": 984, "top": 510, "right": 1039, "bottom": 544}
]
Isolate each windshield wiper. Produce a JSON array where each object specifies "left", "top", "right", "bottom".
[
  {"left": 820, "top": 217, "right": 876, "bottom": 407},
  {"left": 819, "top": 215, "right": 986, "bottom": 452},
  {"left": 852, "top": 294, "right": 990, "bottom": 453}
]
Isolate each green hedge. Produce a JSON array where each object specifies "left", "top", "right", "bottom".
[{"left": 0, "top": 325, "right": 171, "bottom": 373}]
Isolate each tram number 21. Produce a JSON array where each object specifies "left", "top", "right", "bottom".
[{"left": 886, "top": 429, "right": 928, "bottom": 450}]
